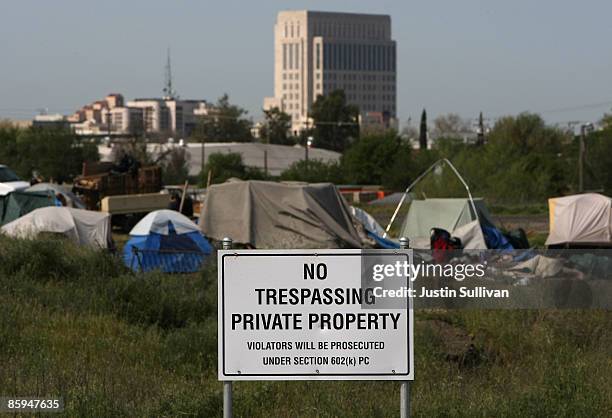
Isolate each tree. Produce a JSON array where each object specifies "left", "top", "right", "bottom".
[
  {"left": 0, "top": 124, "right": 98, "bottom": 182},
  {"left": 419, "top": 109, "right": 428, "bottom": 149},
  {"left": 260, "top": 107, "right": 294, "bottom": 145},
  {"left": 400, "top": 118, "right": 418, "bottom": 144},
  {"left": 432, "top": 113, "right": 469, "bottom": 139},
  {"left": 161, "top": 147, "right": 191, "bottom": 185},
  {"left": 478, "top": 113, "right": 571, "bottom": 201},
  {"left": 196, "top": 94, "right": 253, "bottom": 143},
  {"left": 111, "top": 141, "right": 153, "bottom": 165},
  {"left": 198, "top": 152, "right": 267, "bottom": 185},
  {"left": 279, "top": 159, "right": 344, "bottom": 184},
  {"left": 342, "top": 131, "right": 412, "bottom": 186},
  {"left": 310, "top": 90, "right": 359, "bottom": 152}
]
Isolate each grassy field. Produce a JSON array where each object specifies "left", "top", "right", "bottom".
[{"left": 1, "top": 235, "right": 611, "bottom": 417}]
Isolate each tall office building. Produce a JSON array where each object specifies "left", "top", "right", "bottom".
[{"left": 264, "top": 10, "right": 397, "bottom": 132}]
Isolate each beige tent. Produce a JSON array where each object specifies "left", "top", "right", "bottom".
[
  {"left": 399, "top": 198, "right": 494, "bottom": 249},
  {"left": 1, "top": 206, "right": 112, "bottom": 249},
  {"left": 200, "top": 180, "right": 363, "bottom": 248},
  {"left": 546, "top": 193, "right": 612, "bottom": 247}
]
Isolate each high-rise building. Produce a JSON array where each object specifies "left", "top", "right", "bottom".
[{"left": 264, "top": 10, "right": 397, "bottom": 132}]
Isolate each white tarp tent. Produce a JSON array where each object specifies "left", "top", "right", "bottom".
[
  {"left": 1, "top": 206, "right": 112, "bottom": 248},
  {"left": 546, "top": 193, "right": 612, "bottom": 246}
]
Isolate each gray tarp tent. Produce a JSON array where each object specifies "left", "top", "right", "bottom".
[
  {"left": 200, "top": 180, "right": 363, "bottom": 248},
  {"left": 26, "top": 183, "right": 85, "bottom": 209},
  {"left": 0, "top": 190, "right": 56, "bottom": 226},
  {"left": 546, "top": 193, "right": 612, "bottom": 247},
  {"left": 1, "top": 206, "right": 112, "bottom": 249},
  {"left": 400, "top": 198, "right": 494, "bottom": 249}
]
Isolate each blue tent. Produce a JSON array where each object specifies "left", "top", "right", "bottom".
[{"left": 124, "top": 210, "right": 212, "bottom": 273}]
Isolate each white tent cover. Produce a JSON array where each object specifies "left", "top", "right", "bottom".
[
  {"left": 130, "top": 209, "right": 199, "bottom": 236},
  {"left": 400, "top": 198, "right": 493, "bottom": 249},
  {"left": 1, "top": 206, "right": 112, "bottom": 248},
  {"left": 546, "top": 193, "right": 612, "bottom": 246}
]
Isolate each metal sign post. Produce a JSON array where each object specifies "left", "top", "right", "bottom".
[
  {"left": 399, "top": 237, "right": 411, "bottom": 418},
  {"left": 222, "top": 237, "right": 233, "bottom": 418}
]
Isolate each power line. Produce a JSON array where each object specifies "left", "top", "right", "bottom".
[{"left": 537, "top": 100, "right": 612, "bottom": 114}]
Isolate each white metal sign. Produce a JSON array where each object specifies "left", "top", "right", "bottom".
[{"left": 218, "top": 249, "right": 413, "bottom": 381}]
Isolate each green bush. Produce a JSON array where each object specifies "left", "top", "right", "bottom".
[
  {"left": 199, "top": 152, "right": 269, "bottom": 185},
  {"left": 279, "top": 159, "right": 344, "bottom": 183}
]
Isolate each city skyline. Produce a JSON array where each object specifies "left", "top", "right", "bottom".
[{"left": 1, "top": 0, "right": 612, "bottom": 127}]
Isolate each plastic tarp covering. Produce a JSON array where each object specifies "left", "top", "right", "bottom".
[
  {"left": 546, "top": 193, "right": 612, "bottom": 246},
  {"left": 349, "top": 206, "right": 386, "bottom": 236},
  {"left": 350, "top": 206, "right": 399, "bottom": 249},
  {"left": 399, "top": 198, "right": 494, "bottom": 249},
  {"left": 482, "top": 225, "right": 514, "bottom": 250},
  {"left": 453, "top": 220, "right": 488, "bottom": 250},
  {"left": 0, "top": 190, "right": 56, "bottom": 225},
  {"left": 1, "top": 206, "right": 112, "bottom": 248},
  {"left": 26, "top": 183, "right": 85, "bottom": 209},
  {"left": 200, "top": 180, "right": 363, "bottom": 249},
  {"left": 509, "top": 255, "right": 564, "bottom": 278}
]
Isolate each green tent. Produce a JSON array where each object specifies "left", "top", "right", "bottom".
[
  {"left": 0, "top": 190, "right": 57, "bottom": 225},
  {"left": 399, "top": 198, "right": 494, "bottom": 249}
]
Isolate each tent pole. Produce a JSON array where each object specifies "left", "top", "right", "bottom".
[
  {"left": 383, "top": 158, "right": 479, "bottom": 238},
  {"left": 222, "top": 237, "right": 233, "bottom": 418}
]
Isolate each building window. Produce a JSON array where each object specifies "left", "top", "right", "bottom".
[
  {"left": 316, "top": 43, "right": 321, "bottom": 70},
  {"left": 283, "top": 44, "right": 287, "bottom": 70},
  {"left": 323, "top": 43, "right": 329, "bottom": 70},
  {"left": 295, "top": 43, "right": 300, "bottom": 69}
]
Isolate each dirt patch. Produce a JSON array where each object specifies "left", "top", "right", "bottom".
[
  {"left": 492, "top": 214, "right": 549, "bottom": 235},
  {"left": 420, "top": 318, "right": 482, "bottom": 368}
]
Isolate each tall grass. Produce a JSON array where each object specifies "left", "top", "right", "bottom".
[{"left": 0, "top": 235, "right": 610, "bottom": 416}]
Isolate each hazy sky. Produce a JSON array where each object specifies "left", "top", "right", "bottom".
[{"left": 1, "top": 0, "right": 611, "bottom": 127}]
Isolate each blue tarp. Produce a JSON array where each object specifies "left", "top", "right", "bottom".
[
  {"left": 124, "top": 223, "right": 213, "bottom": 273},
  {"left": 482, "top": 225, "right": 514, "bottom": 251},
  {"left": 366, "top": 230, "right": 400, "bottom": 249}
]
